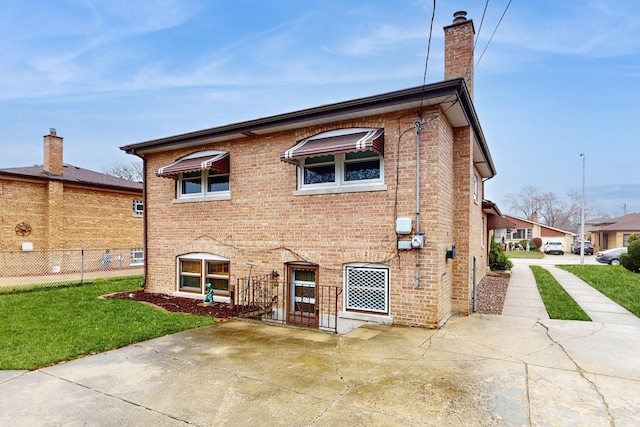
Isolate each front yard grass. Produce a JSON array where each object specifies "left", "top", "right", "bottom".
[
  {"left": 0, "top": 277, "right": 217, "bottom": 370},
  {"left": 505, "top": 251, "right": 545, "bottom": 259},
  {"left": 530, "top": 266, "right": 591, "bottom": 321},
  {"left": 558, "top": 265, "right": 640, "bottom": 317}
]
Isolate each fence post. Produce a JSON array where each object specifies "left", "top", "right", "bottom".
[
  {"left": 81, "top": 248, "right": 85, "bottom": 284},
  {"left": 229, "top": 284, "right": 235, "bottom": 310}
]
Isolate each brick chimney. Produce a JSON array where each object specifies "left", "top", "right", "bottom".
[
  {"left": 531, "top": 211, "right": 539, "bottom": 223},
  {"left": 444, "top": 11, "right": 475, "bottom": 97},
  {"left": 44, "top": 128, "right": 63, "bottom": 176}
]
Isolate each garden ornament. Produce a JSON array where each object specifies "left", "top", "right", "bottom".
[{"left": 203, "top": 282, "right": 214, "bottom": 305}]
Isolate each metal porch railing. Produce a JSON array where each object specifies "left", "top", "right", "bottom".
[{"left": 233, "top": 272, "right": 342, "bottom": 333}]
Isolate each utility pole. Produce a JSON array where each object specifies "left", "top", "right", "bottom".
[{"left": 580, "top": 153, "right": 586, "bottom": 265}]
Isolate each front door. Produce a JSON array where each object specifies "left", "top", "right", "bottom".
[{"left": 287, "top": 264, "right": 318, "bottom": 327}]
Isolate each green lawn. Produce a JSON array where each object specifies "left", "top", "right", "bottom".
[
  {"left": 558, "top": 265, "right": 640, "bottom": 317},
  {"left": 529, "top": 266, "right": 591, "bottom": 321},
  {"left": 505, "top": 251, "right": 545, "bottom": 259},
  {"left": 0, "top": 277, "right": 217, "bottom": 370}
]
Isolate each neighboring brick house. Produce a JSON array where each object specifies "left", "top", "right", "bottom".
[
  {"left": 121, "top": 11, "right": 499, "bottom": 332},
  {"left": 0, "top": 129, "right": 144, "bottom": 271},
  {"left": 494, "top": 214, "right": 575, "bottom": 250},
  {"left": 589, "top": 213, "right": 640, "bottom": 250}
]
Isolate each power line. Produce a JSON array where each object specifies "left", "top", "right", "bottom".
[
  {"left": 476, "top": 0, "right": 513, "bottom": 67},
  {"left": 418, "top": 0, "right": 437, "bottom": 117},
  {"left": 463, "top": 0, "right": 490, "bottom": 82}
]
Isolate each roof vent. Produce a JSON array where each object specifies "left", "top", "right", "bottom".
[{"left": 453, "top": 11, "right": 467, "bottom": 24}]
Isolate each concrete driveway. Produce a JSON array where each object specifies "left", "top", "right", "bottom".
[{"left": 2, "top": 315, "right": 640, "bottom": 426}]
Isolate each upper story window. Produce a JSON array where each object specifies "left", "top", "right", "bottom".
[
  {"left": 156, "top": 150, "right": 230, "bottom": 201},
  {"left": 473, "top": 174, "right": 479, "bottom": 202},
  {"left": 178, "top": 170, "right": 230, "bottom": 197},
  {"left": 302, "top": 150, "right": 382, "bottom": 187},
  {"left": 132, "top": 199, "right": 144, "bottom": 216},
  {"left": 281, "top": 128, "right": 386, "bottom": 195}
]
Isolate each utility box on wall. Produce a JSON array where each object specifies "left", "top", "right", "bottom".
[{"left": 396, "top": 218, "right": 412, "bottom": 235}]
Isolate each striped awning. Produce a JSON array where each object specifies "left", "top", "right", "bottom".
[
  {"left": 280, "top": 128, "right": 384, "bottom": 164},
  {"left": 156, "top": 151, "right": 230, "bottom": 178}
]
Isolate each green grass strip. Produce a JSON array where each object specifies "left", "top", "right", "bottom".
[
  {"left": 0, "top": 277, "right": 217, "bottom": 370},
  {"left": 559, "top": 265, "right": 640, "bottom": 317},
  {"left": 529, "top": 266, "right": 591, "bottom": 321},
  {"left": 505, "top": 251, "right": 545, "bottom": 259}
]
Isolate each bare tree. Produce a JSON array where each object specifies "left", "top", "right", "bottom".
[
  {"left": 102, "top": 161, "right": 143, "bottom": 182},
  {"left": 505, "top": 186, "right": 601, "bottom": 230},
  {"left": 504, "top": 186, "right": 543, "bottom": 220}
]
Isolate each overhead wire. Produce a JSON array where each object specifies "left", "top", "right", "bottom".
[
  {"left": 476, "top": 0, "right": 513, "bottom": 67},
  {"left": 418, "top": 0, "right": 437, "bottom": 118},
  {"left": 463, "top": 0, "right": 490, "bottom": 83}
]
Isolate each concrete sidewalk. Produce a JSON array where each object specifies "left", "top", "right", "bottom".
[
  {"left": 501, "top": 263, "right": 549, "bottom": 319},
  {"left": 502, "top": 259, "right": 640, "bottom": 326},
  {"left": 543, "top": 265, "right": 640, "bottom": 326},
  {"left": 2, "top": 317, "right": 640, "bottom": 426}
]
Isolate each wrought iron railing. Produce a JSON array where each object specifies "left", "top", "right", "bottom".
[{"left": 234, "top": 272, "right": 342, "bottom": 333}]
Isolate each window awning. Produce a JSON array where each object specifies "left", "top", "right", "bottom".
[
  {"left": 280, "top": 128, "right": 384, "bottom": 164},
  {"left": 156, "top": 151, "right": 230, "bottom": 178}
]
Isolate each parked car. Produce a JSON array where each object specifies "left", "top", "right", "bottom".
[
  {"left": 572, "top": 241, "right": 594, "bottom": 255},
  {"left": 595, "top": 247, "right": 628, "bottom": 265},
  {"left": 544, "top": 241, "right": 564, "bottom": 255}
]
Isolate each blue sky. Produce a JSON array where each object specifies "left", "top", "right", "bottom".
[{"left": 1, "top": 0, "right": 639, "bottom": 217}]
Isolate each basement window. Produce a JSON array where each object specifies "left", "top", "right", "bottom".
[
  {"left": 177, "top": 253, "right": 230, "bottom": 299},
  {"left": 343, "top": 264, "right": 389, "bottom": 314}
]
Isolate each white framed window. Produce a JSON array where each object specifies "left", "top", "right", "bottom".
[
  {"left": 507, "top": 228, "right": 532, "bottom": 240},
  {"left": 130, "top": 248, "right": 144, "bottom": 266},
  {"left": 299, "top": 150, "right": 383, "bottom": 191},
  {"left": 132, "top": 199, "right": 144, "bottom": 216},
  {"left": 473, "top": 174, "right": 479, "bottom": 202},
  {"left": 343, "top": 264, "right": 389, "bottom": 314},
  {"left": 177, "top": 170, "right": 230, "bottom": 199},
  {"left": 177, "top": 253, "right": 230, "bottom": 295}
]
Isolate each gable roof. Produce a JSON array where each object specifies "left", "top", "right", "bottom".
[
  {"left": 503, "top": 214, "right": 575, "bottom": 235},
  {"left": 593, "top": 213, "right": 640, "bottom": 232},
  {"left": 0, "top": 164, "right": 143, "bottom": 193},
  {"left": 121, "top": 79, "right": 496, "bottom": 179}
]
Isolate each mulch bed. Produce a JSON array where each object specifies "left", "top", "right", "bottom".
[{"left": 108, "top": 290, "right": 236, "bottom": 319}]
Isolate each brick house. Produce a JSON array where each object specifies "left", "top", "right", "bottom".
[
  {"left": 493, "top": 213, "right": 575, "bottom": 251},
  {"left": 589, "top": 213, "right": 640, "bottom": 250},
  {"left": 0, "top": 129, "right": 144, "bottom": 272},
  {"left": 121, "top": 11, "right": 498, "bottom": 332}
]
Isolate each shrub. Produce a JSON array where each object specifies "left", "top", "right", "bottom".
[
  {"left": 517, "top": 239, "right": 537, "bottom": 251},
  {"left": 490, "top": 238, "right": 513, "bottom": 271},
  {"left": 532, "top": 237, "right": 542, "bottom": 251},
  {"left": 628, "top": 233, "right": 640, "bottom": 245},
  {"left": 621, "top": 240, "right": 640, "bottom": 273}
]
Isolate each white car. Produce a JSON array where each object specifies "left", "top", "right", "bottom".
[{"left": 544, "top": 241, "right": 565, "bottom": 255}]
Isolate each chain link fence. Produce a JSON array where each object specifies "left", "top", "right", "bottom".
[{"left": 0, "top": 248, "right": 144, "bottom": 291}]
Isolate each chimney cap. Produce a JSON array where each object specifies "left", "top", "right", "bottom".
[
  {"left": 453, "top": 10, "right": 468, "bottom": 24},
  {"left": 49, "top": 128, "right": 57, "bottom": 136}
]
